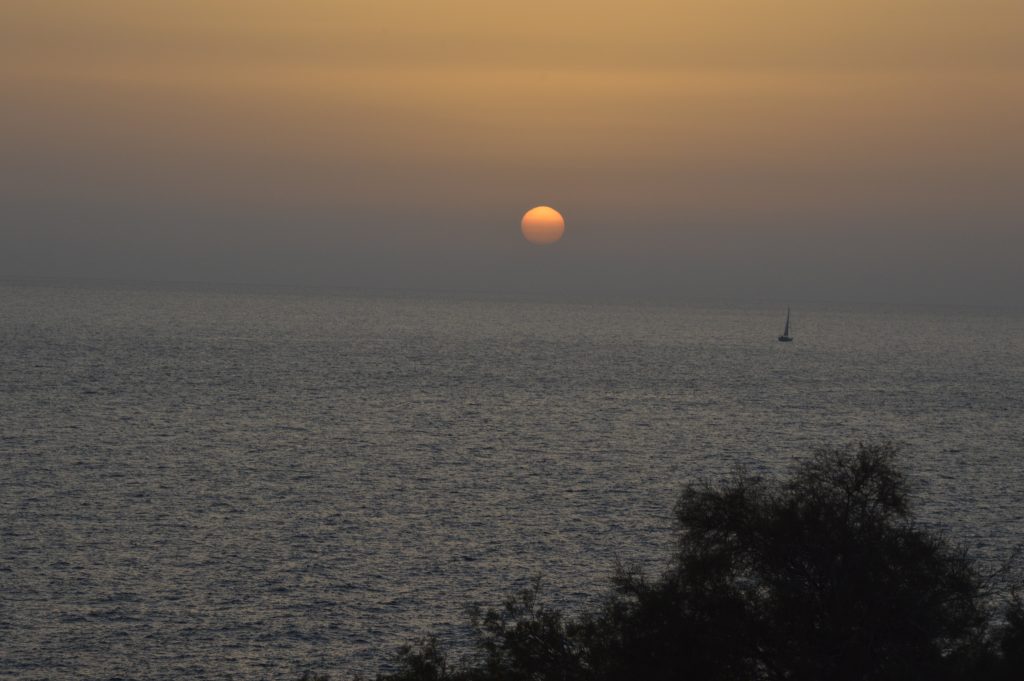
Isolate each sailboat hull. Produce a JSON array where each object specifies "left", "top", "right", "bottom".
[{"left": 778, "top": 336, "right": 793, "bottom": 342}]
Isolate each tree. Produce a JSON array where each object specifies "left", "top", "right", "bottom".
[
  {"left": 376, "top": 443, "right": 1020, "bottom": 681},
  {"left": 662, "top": 443, "right": 990, "bottom": 681}
]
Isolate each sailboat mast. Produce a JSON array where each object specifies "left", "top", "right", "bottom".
[{"left": 784, "top": 307, "right": 790, "bottom": 336}]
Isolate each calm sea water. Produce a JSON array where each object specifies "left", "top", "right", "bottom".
[{"left": 2, "top": 281, "right": 1023, "bottom": 680}]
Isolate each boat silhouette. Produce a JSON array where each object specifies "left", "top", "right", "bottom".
[{"left": 778, "top": 307, "right": 793, "bottom": 342}]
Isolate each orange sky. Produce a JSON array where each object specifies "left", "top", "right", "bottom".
[{"left": 3, "top": 1, "right": 1023, "bottom": 303}]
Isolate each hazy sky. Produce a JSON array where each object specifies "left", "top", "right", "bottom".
[{"left": 3, "top": 1, "right": 1023, "bottom": 304}]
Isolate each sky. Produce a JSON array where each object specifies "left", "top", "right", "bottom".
[{"left": 3, "top": 0, "right": 1023, "bottom": 305}]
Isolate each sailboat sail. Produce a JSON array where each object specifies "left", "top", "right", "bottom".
[{"left": 778, "top": 307, "right": 793, "bottom": 342}]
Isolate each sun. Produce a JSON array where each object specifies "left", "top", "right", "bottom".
[{"left": 521, "top": 206, "right": 565, "bottom": 245}]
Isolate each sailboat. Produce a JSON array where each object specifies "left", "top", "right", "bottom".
[{"left": 778, "top": 307, "right": 793, "bottom": 342}]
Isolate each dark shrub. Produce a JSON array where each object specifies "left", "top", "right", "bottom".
[{"left": 376, "top": 443, "right": 1019, "bottom": 681}]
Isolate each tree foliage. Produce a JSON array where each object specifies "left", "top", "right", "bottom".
[{"left": 375, "top": 443, "right": 1023, "bottom": 681}]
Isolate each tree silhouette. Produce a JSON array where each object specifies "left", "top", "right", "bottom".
[{"left": 374, "top": 443, "right": 1021, "bottom": 681}]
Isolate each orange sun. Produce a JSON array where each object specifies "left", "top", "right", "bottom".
[{"left": 521, "top": 206, "right": 565, "bottom": 245}]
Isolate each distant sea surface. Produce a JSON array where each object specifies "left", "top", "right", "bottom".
[{"left": 2, "top": 281, "right": 1023, "bottom": 680}]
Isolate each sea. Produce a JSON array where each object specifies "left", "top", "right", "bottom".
[{"left": 2, "top": 280, "right": 1023, "bottom": 680}]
